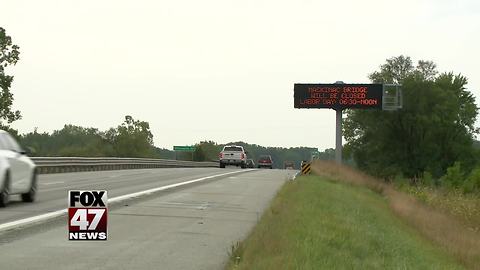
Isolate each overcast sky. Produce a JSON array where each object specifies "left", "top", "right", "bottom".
[{"left": 2, "top": 0, "right": 479, "bottom": 150}]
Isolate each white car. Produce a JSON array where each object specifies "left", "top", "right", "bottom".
[{"left": 0, "top": 130, "right": 37, "bottom": 207}]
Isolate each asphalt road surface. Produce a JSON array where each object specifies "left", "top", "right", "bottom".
[
  {"left": 0, "top": 168, "right": 294, "bottom": 270},
  {"left": 0, "top": 168, "right": 242, "bottom": 224}
]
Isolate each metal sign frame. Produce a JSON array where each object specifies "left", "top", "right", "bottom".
[{"left": 382, "top": 84, "right": 403, "bottom": 111}]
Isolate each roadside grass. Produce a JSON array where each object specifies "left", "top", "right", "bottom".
[
  {"left": 311, "top": 161, "right": 480, "bottom": 270},
  {"left": 226, "top": 174, "right": 464, "bottom": 270},
  {"left": 399, "top": 185, "right": 480, "bottom": 233}
]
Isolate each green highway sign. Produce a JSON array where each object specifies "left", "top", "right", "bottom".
[{"left": 173, "top": 146, "right": 196, "bottom": 152}]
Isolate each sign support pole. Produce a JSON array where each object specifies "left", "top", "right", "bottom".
[{"left": 335, "top": 109, "right": 342, "bottom": 164}]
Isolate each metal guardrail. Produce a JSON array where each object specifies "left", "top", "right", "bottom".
[{"left": 31, "top": 157, "right": 219, "bottom": 174}]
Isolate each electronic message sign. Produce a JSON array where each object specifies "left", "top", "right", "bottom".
[{"left": 294, "top": 83, "right": 383, "bottom": 110}]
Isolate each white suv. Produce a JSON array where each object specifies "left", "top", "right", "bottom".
[{"left": 0, "top": 130, "right": 37, "bottom": 207}]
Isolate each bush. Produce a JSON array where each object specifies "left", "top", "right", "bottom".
[
  {"left": 440, "top": 162, "right": 464, "bottom": 188},
  {"left": 463, "top": 167, "right": 480, "bottom": 194}
]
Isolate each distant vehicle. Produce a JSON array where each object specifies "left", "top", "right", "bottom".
[
  {"left": 219, "top": 145, "right": 247, "bottom": 169},
  {"left": 258, "top": 155, "right": 273, "bottom": 169},
  {"left": 0, "top": 130, "right": 37, "bottom": 207},
  {"left": 284, "top": 161, "right": 295, "bottom": 170},
  {"left": 246, "top": 159, "right": 255, "bottom": 168}
]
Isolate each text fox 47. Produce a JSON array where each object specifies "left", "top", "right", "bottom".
[{"left": 68, "top": 190, "right": 108, "bottom": 241}]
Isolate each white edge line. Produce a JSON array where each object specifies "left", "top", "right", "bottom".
[
  {"left": 0, "top": 169, "right": 252, "bottom": 232},
  {"left": 42, "top": 181, "right": 65, "bottom": 185}
]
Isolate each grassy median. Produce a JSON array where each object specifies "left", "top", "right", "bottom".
[{"left": 226, "top": 175, "right": 464, "bottom": 270}]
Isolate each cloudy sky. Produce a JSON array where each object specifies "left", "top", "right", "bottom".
[{"left": 2, "top": 0, "right": 479, "bottom": 150}]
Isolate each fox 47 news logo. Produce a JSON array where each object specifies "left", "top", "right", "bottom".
[{"left": 68, "top": 190, "right": 108, "bottom": 241}]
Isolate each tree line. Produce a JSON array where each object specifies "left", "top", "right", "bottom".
[
  {"left": 16, "top": 125, "right": 328, "bottom": 170},
  {"left": 19, "top": 116, "right": 160, "bottom": 158},
  {"left": 5, "top": 115, "right": 329, "bottom": 169}
]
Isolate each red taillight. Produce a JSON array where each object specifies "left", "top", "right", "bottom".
[
  {"left": 219, "top": 153, "right": 224, "bottom": 159},
  {"left": 241, "top": 153, "right": 245, "bottom": 159}
]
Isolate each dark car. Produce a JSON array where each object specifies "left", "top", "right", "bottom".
[
  {"left": 257, "top": 155, "right": 273, "bottom": 169},
  {"left": 246, "top": 159, "right": 255, "bottom": 168},
  {"left": 284, "top": 160, "right": 295, "bottom": 170}
]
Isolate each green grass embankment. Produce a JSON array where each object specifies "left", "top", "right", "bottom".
[{"left": 227, "top": 175, "right": 464, "bottom": 270}]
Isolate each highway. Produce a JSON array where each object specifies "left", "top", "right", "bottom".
[
  {"left": 0, "top": 168, "right": 239, "bottom": 225},
  {"left": 0, "top": 168, "right": 295, "bottom": 270}
]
